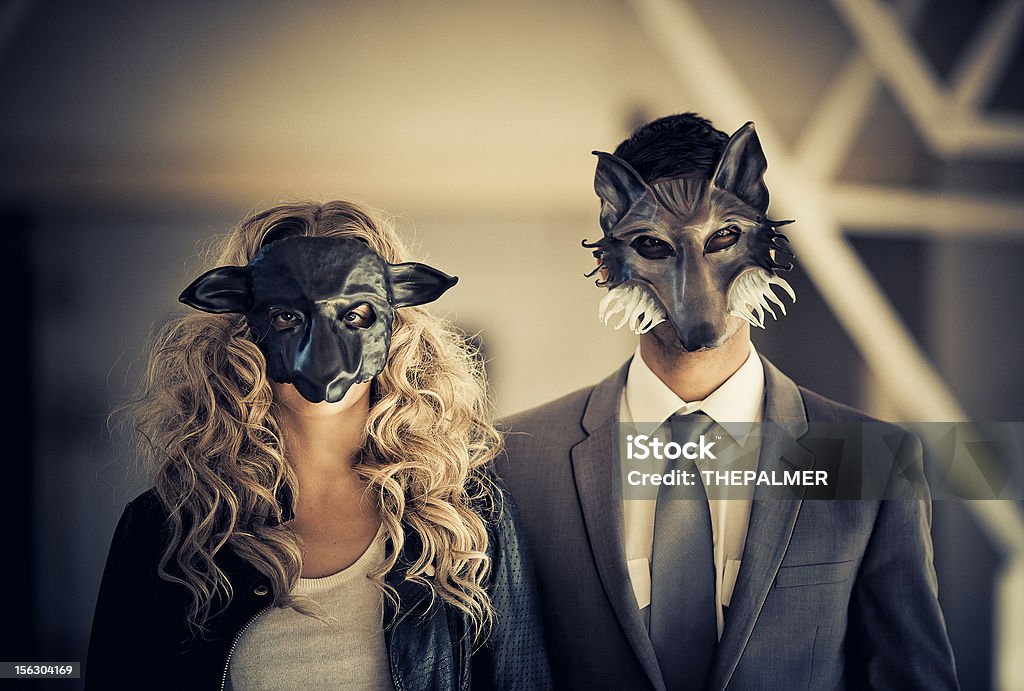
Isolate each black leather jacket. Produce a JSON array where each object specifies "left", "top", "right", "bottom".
[{"left": 86, "top": 486, "right": 551, "bottom": 690}]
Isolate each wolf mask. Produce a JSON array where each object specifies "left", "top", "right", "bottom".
[
  {"left": 180, "top": 236, "right": 457, "bottom": 403},
  {"left": 585, "top": 121, "right": 795, "bottom": 352}
]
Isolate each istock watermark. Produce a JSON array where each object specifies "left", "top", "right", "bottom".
[
  {"left": 624, "top": 433, "right": 718, "bottom": 461},
  {"left": 612, "top": 421, "right": 1024, "bottom": 501}
]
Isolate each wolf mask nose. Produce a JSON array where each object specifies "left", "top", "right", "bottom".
[{"left": 179, "top": 236, "right": 458, "bottom": 403}]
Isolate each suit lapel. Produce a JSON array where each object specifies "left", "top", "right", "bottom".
[
  {"left": 571, "top": 360, "right": 666, "bottom": 691},
  {"left": 707, "top": 356, "right": 814, "bottom": 691}
]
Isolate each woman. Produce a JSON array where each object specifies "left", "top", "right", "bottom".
[{"left": 86, "top": 201, "right": 550, "bottom": 690}]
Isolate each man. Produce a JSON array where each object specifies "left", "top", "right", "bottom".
[{"left": 495, "top": 113, "right": 958, "bottom": 690}]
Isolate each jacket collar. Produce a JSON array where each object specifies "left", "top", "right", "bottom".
[
  {"left": 581, "top": 359, "right": 631, "bottom": 433},
  {"left": 381, "top": 528, "right": 436, "bottom": 626},
  {"left": 707, "top": 354, "right": 813, "bottom": 691},
  {"left": 573, "top": 357, "right": 668, "bottom": 689}
]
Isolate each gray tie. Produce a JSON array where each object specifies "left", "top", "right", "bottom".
[{"left": 649, "top": 411, "right": 717, "bottom": 691}]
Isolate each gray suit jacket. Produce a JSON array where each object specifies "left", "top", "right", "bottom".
[{"left": 495, "top": 355, "right": 958, "bottom": 690}]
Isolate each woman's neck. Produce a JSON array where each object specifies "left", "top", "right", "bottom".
[
  {"left": 271, "top": 381, "right": 382, "bottom": 575},
  {"left": 272, "top": 382, "right": 372, "bottom": 494}
]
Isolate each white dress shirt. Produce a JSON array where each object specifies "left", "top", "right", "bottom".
[{"left": 620, "top": 341, "right": 765, "bottom": 638}]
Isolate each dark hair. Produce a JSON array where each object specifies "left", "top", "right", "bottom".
[{"left": 613, "top": 112, "right": 729, "bottom": 182}]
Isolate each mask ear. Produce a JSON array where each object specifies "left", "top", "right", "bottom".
[
  {"left": 179, "top": 266, "right": 252, "bottom": 314},
  {"left": 387, "top": 262, "right": 458, "bottom": 308},
  {"left": 593, "top": 151, "right": 652, "bottom": 232},
  {"left": 712, "top": 122, "right": 769, "bottom": 213}
]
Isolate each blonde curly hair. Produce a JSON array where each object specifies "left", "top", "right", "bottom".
[{"left": 127, "top": 200, "right": 499, "bottom": 640}]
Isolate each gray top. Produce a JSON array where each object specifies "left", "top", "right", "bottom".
[{"left": 227, "top": 524, "right": 393, "bottom": 691}]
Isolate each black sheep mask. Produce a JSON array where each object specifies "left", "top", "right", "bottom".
[
  {"left": 180, "top": 236, "right": 457, "bottom": 403},
  {"left": 585, "top": 122, "right": 796, "bottom": 352}
]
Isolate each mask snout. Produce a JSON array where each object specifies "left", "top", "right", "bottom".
[
  {"left": 290, "top": 373, "right": 328, "bottom": 404},
  {"left": 654, "top": 244, "right": 735, "bottom": 352},
  {"left": 290, "top": 314, "right": 362, "bottom": 403},
  {"left": 677, "top": 321, "right": 720, "bottom": 352}
]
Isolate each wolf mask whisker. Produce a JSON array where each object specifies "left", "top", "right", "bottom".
[
  {"left": 598, "top": 283, "right": 667, "bottom": 335},
  {"left": 728, "top": 269, "right": 796, "bottom": 329}
]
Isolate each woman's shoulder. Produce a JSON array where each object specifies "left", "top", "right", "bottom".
[
  {"left": 122, "top": 487, "right": 170, "bottom": 524},
  {"left": 466, "top": 469, "right": 512, "bottom": 522},
  {"left": 108, "top": 488, "right": 172, "bottom": 553},
  {"left": 466, "top": 472, "right": 529, "bottom": 561},
  {"left": 127, "top": 486, "right": 165, "bottom": 510}
]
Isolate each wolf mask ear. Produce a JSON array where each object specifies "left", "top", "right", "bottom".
[
  {"left": 593, "top": 151, "right": 653, "bottom": 233},
  {"left": 387, "top": 262, "right": 458, "bottom": 308},
  {"left": 712, "top": 122, "right": 769, "bottom": 213},
  {"left": 179, "top": 266, "right": 252, "bottom": 314}
]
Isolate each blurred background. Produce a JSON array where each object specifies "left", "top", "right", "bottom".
[{"left": 2, "top": 0, "right": 1022, "bottom": 688}]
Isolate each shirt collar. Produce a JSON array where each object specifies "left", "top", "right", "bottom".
[{"left": 623, "top": 340, "right": 765, "bottom": 431}]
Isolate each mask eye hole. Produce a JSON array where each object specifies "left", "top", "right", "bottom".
[
  {"left": 268, "top": 308, "right": 304, "bottom": 332},
  {"left": 631, "top": 235, "right": 675, "bottom": 260},
  {"left": 342, "top": 303, "right": 376, "bottom": 329},
  {"left": 705, "top": 225, "right": 742, "bottom": 253}
]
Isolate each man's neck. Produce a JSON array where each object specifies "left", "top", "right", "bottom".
[{"left": 639, "top": 324, "right": 752, "bottom": 402}]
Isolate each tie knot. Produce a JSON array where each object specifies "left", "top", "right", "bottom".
[
  {"left": 667, "top": 410, "right": 716, "bottom": 449},
  {"left": 671, "top": 409, "right": 712, "bottom": 423}
]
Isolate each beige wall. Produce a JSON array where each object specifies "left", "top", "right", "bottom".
[{"left": 399, "top": 216, "right": 636, "bottom": 415}]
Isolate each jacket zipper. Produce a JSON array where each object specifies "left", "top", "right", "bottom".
[{"left": 220, "top": 606, "right": 271, "bottom": 691}]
